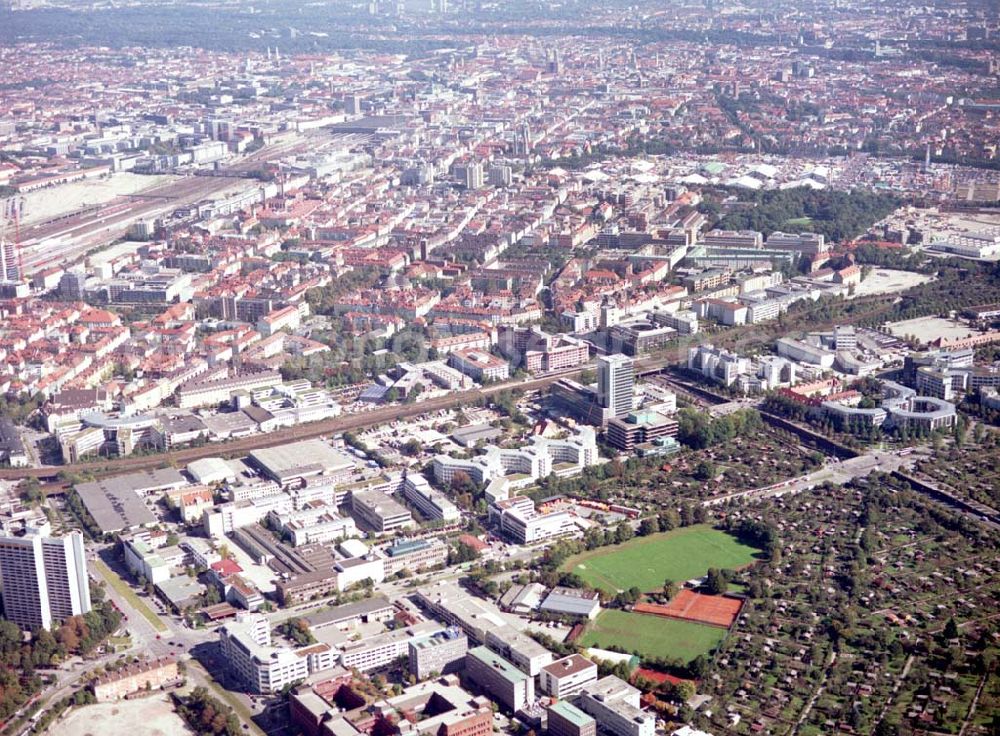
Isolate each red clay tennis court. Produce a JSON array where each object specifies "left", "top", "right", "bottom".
[{"left": 633, "top": 590, "right": 743, "bottom": 628}]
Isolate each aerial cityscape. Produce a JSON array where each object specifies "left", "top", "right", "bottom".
[{"left": 0, "top": 1, "right": 999, "bottom": 735}]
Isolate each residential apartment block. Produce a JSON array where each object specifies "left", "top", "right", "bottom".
[
  {"left": 0, "top": 528, "right": 91, "bottom": 630},
  {"left": 91, "top": 656, "right": 179, "bottom": 702}
]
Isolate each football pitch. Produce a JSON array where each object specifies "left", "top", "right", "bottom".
[
  {"left": 580, "top": 609, "right": 726, "bottom": 662},
  {"left": 560, "top": 524, "right": 760, "bottom": 593}
]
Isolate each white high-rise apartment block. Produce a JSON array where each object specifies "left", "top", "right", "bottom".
[{"left": 0, "top": 528, "right": 91, "bottom": 630}]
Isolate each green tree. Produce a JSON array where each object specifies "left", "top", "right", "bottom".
[
  {"left": 614, "top": 521, "right": 634, "bottom": 544},
  {"left": 19, "top": 478, "right": 44, "bottom": 506},
  {"left": 704, "top": 568, "right": 729, "bottom": 595},
  {"left": 675, "top": 680, "right": 696, "bottom": 701},
  {"left": 401, "top": 438, "right": 423, "bottom": 456},
  {"left": 448, "top": 541, "right": 480, "bottom": 565},
  {"left": 663, "top": 579, "right": 678, "bottom": 600},
  {"left": 638, "top": 517, "right": 659, "bottom": 536},
  {"left": 658, "top": 511, "right": 680, "bottom": 532},
  {"left": 694, "top": 460, "right": 717, "bottom": 481}
]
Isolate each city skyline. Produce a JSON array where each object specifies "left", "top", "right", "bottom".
[{"left": 0, "top": 1, "right": 998, "bottom": 735}]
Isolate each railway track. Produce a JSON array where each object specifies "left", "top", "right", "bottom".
[{"left": 7, "top": 355, "right": 679, "bottom": 488}]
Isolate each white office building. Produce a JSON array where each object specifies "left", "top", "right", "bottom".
[
  {"left": 432, "top": 427, "right": 598, "bottom": 490},
  {"left": 269, "top": 507, "right": 358, "bottom": 546},
  {"left": 351, "top": 491, "right": 415, "bottom": 533},
  {"left": 203, "top": 494, "right": 294, "bottom": 538},
  {"left": 540, "top": 654, "right": 599, "bottom": 698},
  {"left": 578, "top": 676, "right": 655, "bottom": 736},
  {"left": 339, "top": 621, "right": 443, "bottom": 672},
  {"left": 766, "top": 231, "right": 827, "bottom": 256},
  {"left": 124, "top": 538, "right": 171, "bottom": 585},
  {"left": 598, "top": 354, "right": 635, "bottom": 418},
  {"left": 402, "top": 475, "right": 460, "bottom": 522},
  {"left": 498, "top": 502, "right": 576, "bottom": 545},
  {"left": 485, "top": 626, "right": 554, "bottom": 677},
  {"left": 776, "top": 337, "right": 836, "bottom": 368},
  {"left": 687, "top": 344, "right": 751, "bottom": 386},
  {"left": 219, "top": 612, "right": 336, "bottom": 694}
]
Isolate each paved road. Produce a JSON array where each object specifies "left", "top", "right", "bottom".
[
  {"left": 90, "top": 551, "right": 177, "bottom": 656},
  {"left": 85, "top": 548, "right": 267, "bottom": 733},
  {"left": 18, "top": 550, "right": 191, "bottom": 733},
  {"left": 703, "top": 449, "right": 920, "bottom": 507}
]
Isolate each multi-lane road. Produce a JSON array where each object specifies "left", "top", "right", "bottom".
[
  {"left": 85, "top": 548, "right": 267, "bottom": 735},
  {"left": 703, "top": 449, "right": 920, "bottom": 507}
]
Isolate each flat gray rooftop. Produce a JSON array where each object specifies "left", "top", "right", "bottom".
[
  {"left": 75, "top": 468, "right": 184, "bottom": 533},
  {"left": 306, "top": 595, "right": 393, "bottom": 629},
  {"left": 249, "top": 439, "right": 355, "bottom": 482}
]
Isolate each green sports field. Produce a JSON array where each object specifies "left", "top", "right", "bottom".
[
  {"left": 560, "top": 524, "right": 759, "bottom": 593},
  {"left": 784, "top": 216, "right": 814, "bottom": 226},
  {"left": 580, "top": 609, "right": 726, "bottom": 662}
]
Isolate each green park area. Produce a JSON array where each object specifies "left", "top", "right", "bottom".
[
  {"left": 559, "top": 524, "right": 759, "bottom": 593},
  {"left": 580, "top": 609, "right": 726, "bottom": 663},
  {"left": 784, "top": 216, "right": 814, "bottom": 226}
]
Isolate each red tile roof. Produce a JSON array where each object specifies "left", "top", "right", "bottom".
[{"left": 211, "top": 558, "right": 243, "bottom": 576}]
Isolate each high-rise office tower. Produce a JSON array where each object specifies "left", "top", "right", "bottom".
[
  {"left": 489, "top": 164, "right": 513, "bottom": 188},
  {"left": 460, "top": 162, "right": 484, "bottom": 190},
  {"left": 345, "top": 94, "right": 364, "bottom": 116},
  {"left": 58, "top": 270, "right": 87, "bottom": 300},
  {"left": 597, "top": 354, "right": 635, "bottom": 419},
  {"left": 0, "top": 237, "right": 19, "bottom": 282},
  {"left": 0, "top": 529, "right": 91, "bottom": 630}
]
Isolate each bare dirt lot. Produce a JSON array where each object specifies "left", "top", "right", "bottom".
[
  {"left": 49, "top": 693, "right": 192, "bottom": 736},
  {"left": 851, "top": 268, "right": 933, "bottom": 299},
  {"left": 20, "top": 173, "right": 179, "bottom": 225},
  {"left": 884, "top": 315, "right": 978, "bottom": 344}
]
